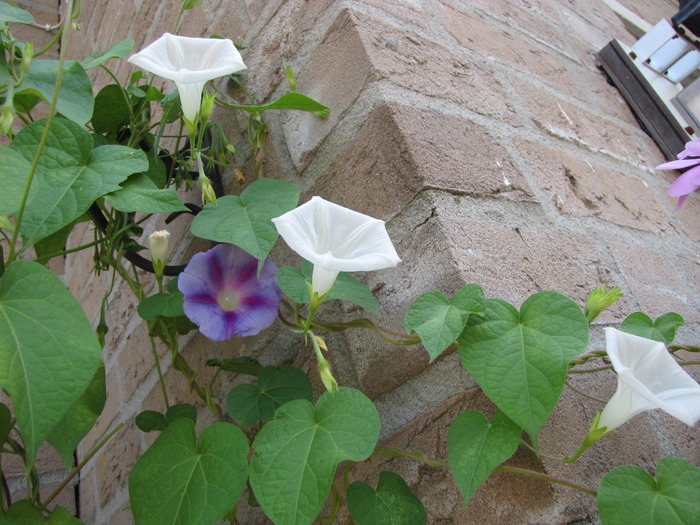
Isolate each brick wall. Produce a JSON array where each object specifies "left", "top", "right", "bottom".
[{"left": 14, "top": 0, "right": 699, "bottom": 523}]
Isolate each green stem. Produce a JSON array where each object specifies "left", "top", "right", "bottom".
[
  {"left": 42, "top": 421, "right": 125, "bottom": 509},
  {"left": 148, "top": 327, "right": 170, "bottom": 411},
  {"left": 564, "top": 380, "right": 607, "bottom": 404},
  {"left": 373, "top": 446, "right": 447, "bottom": 468},
  {"left": 7, "top": 1, "right": 73, "bottom": 261},
  {"left": 567, "top": 364, "right": 613, "bottom": 374},
  {"left": 495, "top": 465, "right": 597, "bottom": 497}
]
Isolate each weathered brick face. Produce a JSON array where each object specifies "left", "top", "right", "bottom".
[{"left": 12, "top": 0, "right": 698, "bottom": 523}]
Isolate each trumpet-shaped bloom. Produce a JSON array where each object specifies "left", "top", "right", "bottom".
[
  {"left": 128, "top": 33, "right": 246, "bottom": 122},
  {"left": 598, "top": 328, "right": 700, "bottom": 430},
  {"left": 656, "top": 138, "right": 700, "bottom": 210},
  {"left": 272, "top": 196, "right": 401, "bottom": 296},
  {"left": 178, "top": 244, "right": 281, "bottom": 341}
]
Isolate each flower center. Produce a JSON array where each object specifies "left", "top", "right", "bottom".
[{"left": 217, "top": 289, "right": 240, "bottom": 311}]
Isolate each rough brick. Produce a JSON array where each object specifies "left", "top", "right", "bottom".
[
  {"left": 310, "top": 103, "right": 530, "bottom": 220},
  {"left": 513, "top": 77, "right": 666, "bottom": 167},
  {"left": 609, "top": 244, "right": 700, "bottom": 321},
  {"left": 94, "top": 420, "right": 140, "bottom": 507},
  {"left": 517, "top": 140, "right": 671, "bottom": 231}
]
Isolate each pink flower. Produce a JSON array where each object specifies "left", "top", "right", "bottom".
[
  {"left": 656, "top": 138, "right": 700, "bottom": 210},
  {"left": 178, "top": 244, "right": 281, "bottom": 341}
]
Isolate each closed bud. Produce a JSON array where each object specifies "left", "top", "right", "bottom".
[
  {"left": 200, "top": 92, "right": 216, "bottom": 124},
  {"left": 584, "top": 285, "right": 623, "bottom": 324},
  {"left": 199, "top": 175, "right": 217, "bottom": 206},
  {"left": 0, "top": 105, "right": 15, "bottom": 136},
  {"left": 20, "top": 43, "right": 33, "bottom": 80},
  {"left": 149, "top": 229, "right": 170, "bottom": 280}
]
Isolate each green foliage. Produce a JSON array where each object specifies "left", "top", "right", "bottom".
[
  {"left": 191, "top": 178, "right": 300, "bottom": 262},
  {"left": 0, "top": 501, "right": 82, "bottom": 524},
  {"left": 80, "top": 39, "right": 134, "bottom": 69},
  {"left": 47, "top": 363, "right": 106, "bottom": 469},
  {"left": 405, "top": 284, "right": 486, "bottom": 361},
  {"left": 91, "top": 84, "right": 131, "bottom": 134},
  {"left": 8, "top": 117, "right": 147, "bottom": 246},
  {"left": 129, "top": 419, "right": 249, "bottom": 525},
  {"left": 135, "top": 404, "right": 197, "bottom": 433},
  {"left": 226, "top": 366, "right": 313, "bottom": 426},
  {"left": 620, "top": 312, "right": 684, "bottom": 345},
  {"left": 138, "top": 291, "right": 186, "bottom": 321},
  {"left": 447, "top": 410, "right": 521, "bottom": 506},
  {"left": 277, "top": 262, "right": 379, "bottom": 313},
  {"left": 0, "top": 260, "right": 102, "bottom": 469},
  {"left": 229, "top": 92, "right": 330, "bottom": 118},
  {"left": 0, "top": 146, "right": 31, "bottom": 215},
  {"left": 598, "top": 458, "right": 700, "bottom": 524},
  {"left": 249, "top": 387, "right": 380, "bottom": 525},
  {"left": 458, "top": 292, "right": 589, "bottom": 447},
  {"left": 20, "top": 60, "right": 94, "bottom": 125},
  {"left": 347, "top": 471, "right": 426, "bottom": 525},
  {"left": 105, "top": 171, "right": 188, "bottom": 212},
  {"left": 0, "top": 2, "right": 35, "bottom": 24},
  {"left": 206, "top": 356, "right": 265, "bottom": 376}
]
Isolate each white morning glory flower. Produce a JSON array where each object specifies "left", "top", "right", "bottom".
[
  {"left": 128, "top": 33, "right": 246, "bottom": 122},
  {"left": 598, "top": 328, "right": 700, "bottom": 430},
  {"left": 272, "top": 196, "right": 401, "bottom": 296}
]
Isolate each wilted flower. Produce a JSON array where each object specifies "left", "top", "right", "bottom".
[
  {"left": 128, "top": 33, "right": 246, "bottom": 122},
  {"left": 656, "top": 138, "right": 700, "bottom": 210},
  {"left": 598, "top": 328, "right": 700, "bottom": 431},
  {"left": 271, "top": 197, "right": 401, "bottom": 296},
  {"left": 177, "top": 244, "right": 281, "bottom": 341}
]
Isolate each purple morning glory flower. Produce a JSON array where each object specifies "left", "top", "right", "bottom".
[
  {"left": 178, "top": 244, "right": 282, "bottom": 341},
  {"left": 656, "top": 138, "right": 700, "bottom": 210}
]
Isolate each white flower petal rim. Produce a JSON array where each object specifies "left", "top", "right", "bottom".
[
  {"left": 128, "top": 33, "right": 246, "bottom": 121},
  {"left": 272, "top": 196, "right": 401, "bottom": 295},
  {"left": 598, "top": 328, "right": 700, "bottom": 430},
  {"left": 128, "top": 33, "right": 246, "bottom": 84}
]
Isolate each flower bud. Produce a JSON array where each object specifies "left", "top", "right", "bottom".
[
  {"left": 199, "top": 175, "right": 217, "bottom": 206},
  {"left": 584, "top": 285, "right": 623, "bottom": 324},
  {"left": 316, "top": 348, "right": 338, "bottom": 394},
  {"left": 0, "top": 105, "right": 15, "bottom": 137},
  {"left": 200, "top": 92, "right": 216, "bottom": 124},
  {"left": 20, "top": 43, "right": 33, "bottom": 81},
  {"left": 183, "top": 113, "right": 197, "bottom": 140},
  {"left": 149, "top": 229, "right": 170, "bottom": 279}
]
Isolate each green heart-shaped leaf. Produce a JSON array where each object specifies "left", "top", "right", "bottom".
[
  {"left": 621, "top": 312, "right": 684, "bottom": 345},
  {"left": 598, "top": 457, "right": 700, "bottom": 524},
  {"left": 249, "top": 387, "right": 380, "bottom": 525},
  {"left": 129, "top": 419, "right": 249, "bottom": 525},
  {"left": 347, "top": 471, "right": 426, "bottom": 525},
  {"left": 190, "top": 178, "right": 300, "bottom": 262},
  {"left": 226, "top": 366, "right": 313, "bottom": 426},
  {"left": 405, "top": 285, "right": 486, "bottom": 361},
  {"left": 19, "top": 59, "right": 94, "bottom": 125},
  {"left": 458, "top": 291, "right": 588, "bottom": 447},
  {"left": 448, "top": 410, "right": 521, "bottom": 507},
  {"left": 0, "top": 260, "right": 102, "bottom": 469},
  {"left": 12, "top": 118, "right": 147, "bottom": 246}
]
